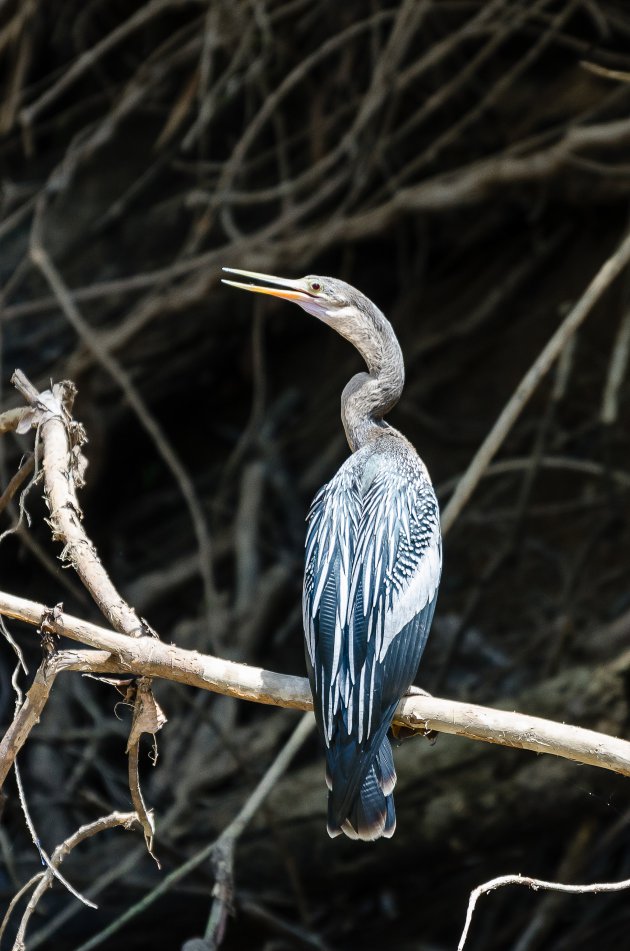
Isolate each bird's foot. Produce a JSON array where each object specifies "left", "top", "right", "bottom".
[
  {"left": 404, "top": 685, "right": 432, "bottom": 698},
  {"left": 392, "top": 685, "right": 438, "bottom": 745}
]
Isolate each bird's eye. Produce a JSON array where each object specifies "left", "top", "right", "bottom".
[{"left": 309, "top": 280, "right": 321, "bottom": 293}]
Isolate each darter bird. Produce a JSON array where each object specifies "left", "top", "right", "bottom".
[{"left": 222, "top": 268, "right": 441, "bottom": 841}]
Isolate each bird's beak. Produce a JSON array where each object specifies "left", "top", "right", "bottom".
[{"left": 221, "top": 267, "right": 312, "bottom": 302}]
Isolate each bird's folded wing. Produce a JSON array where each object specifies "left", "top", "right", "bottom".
[{"left": 303, "top": 467, "right": 441, "bottom": 759}]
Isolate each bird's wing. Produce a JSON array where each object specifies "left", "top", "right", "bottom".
[
  {"left": 303, "top": 464, "right": 441, "bottom": 809},
  {"left": 347, "top": 470, "right": 441, "bottom": 741},
  {"left": 303, "top": 470, "right": 361, "bottom": 712}
]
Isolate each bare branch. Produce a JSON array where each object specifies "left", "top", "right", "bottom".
[
  {"left": 441, "top": 224, "right": 630, "bottom": 534},
  {"left": 0, "top": 656, "right": 57, "bottom": 789},
  {"left": 12, "top": 812, "right": 139, "bottom": 950},
  {"left": 458, "top": 871, "right": 630, "bottom": 951},
  {"left": 11, "top": 370, "right": 148, "bottom": 638},
  {"left": 0, "top": 647, "right": 115, "bottom": 788},
  {"left": 69, "top": 715, "right": 315, "bottom": 951},
  {"left": 0, "top": 407, "right": 29, "bottom": 435},
  {"left": 2, "top": 591, "right": 630, "bottom": 784},
  {"left": 0, "top": 454, "right": 35, "bottom": 516}
]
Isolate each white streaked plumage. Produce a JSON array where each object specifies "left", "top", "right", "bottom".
[{"left": 304, "top": 435, "right": 441, "bottom": 750}]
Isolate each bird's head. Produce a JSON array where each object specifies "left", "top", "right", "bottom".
[
  {"left": 221, "top": 268, "right": 373, "bottom": 333},
  {"left": 222, "top": 267, "right": 405, "bottom": 435}
]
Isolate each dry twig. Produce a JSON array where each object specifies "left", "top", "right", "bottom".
[
  {"left": 69, "top": 714, "right": 315, "bottom": 951},
  {"left": 11, "top": 370, "right": 148, "bottom": 638},
  {"left": 441, "top": 225, "right": 630, "bottom": 534},
  {"left": 3, "top": 811, "right": 139, "bottom": 949},
  {"left": 458, "top": 871, "right": 630, "bottom": 951},
  {"left": 28, "top": 201, "right": 221, "bottom": 647}
]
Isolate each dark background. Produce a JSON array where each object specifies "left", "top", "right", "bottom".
[{"left": 2, "top": 1, "right": 630, "bottom": 948}]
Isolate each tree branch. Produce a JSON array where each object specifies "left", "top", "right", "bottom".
[
  {"left": 8, "top": 811, "right": 139, "bottom": 950},
  {"left": 458, "top": 871, "right": 630, "bottom": 951},
  {"left": 441, "top": 223, "right": 630, "bottom": 534},
  {"left": 10, "top": 370, "right": 148, "bottom": 638},
  {"left": 0, "top": 454, "right": 35, "bottom": 516},
  {"left": 0, "top": 407, "right": 30, "bottom": 435},
  {"left": 2, "top": 590, "right": 630, "bottom": 787}
]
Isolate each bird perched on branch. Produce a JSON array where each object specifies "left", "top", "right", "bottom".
[{"left": 223, "top": 268, "right": 441, "bottom": 840}]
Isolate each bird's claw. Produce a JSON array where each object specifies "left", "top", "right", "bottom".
[
  {"left": 404, "top": 685, "right": 432, "bottom": 698},
  {"left": 392, "top": 685, "right": 438, "bottom": 745}
]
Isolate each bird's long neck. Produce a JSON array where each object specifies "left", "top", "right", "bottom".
[{"left": 340, "top": 308, "right": 405, "bottom": 452}]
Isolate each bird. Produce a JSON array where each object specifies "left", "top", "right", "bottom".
[{"left": 222, "top": 267, "right": 441, "bottom": 841}]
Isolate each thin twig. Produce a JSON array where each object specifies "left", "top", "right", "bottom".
[
  {"left": 0, "top": 873, "right": 43, "bottom": 945},
  {"left": 436, "top": 455, "right": 630, "bottom": 500},
  {"left": 601, "top": 302, "right": 630, "bottom": 424},
  {"left": 0, "top": 454, "right": 35, "bottom": 516},
  {"left": 13, "top": 759, "right": 97, "bottom": 913},
  {"left": 0, "top": 613, "right": 28, "bottom": 677},
  {"left": 28, "top": 203, "right": 221, "bottom": 647},
  {"left": 457, "top": 871, "right": 630, "bottom": 951},
  {"left": 12, "top": 811, "right": 139, "bottom": 949},
  {"left": 441, "top": 225, "right": 630, "bottom": 534},
  {"left": 71, "top": 714, "right": 314, "bottom": 951}
]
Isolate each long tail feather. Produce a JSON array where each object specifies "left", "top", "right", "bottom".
[{"left": 327, "top": 735, "right": 397, "bottom": 841}]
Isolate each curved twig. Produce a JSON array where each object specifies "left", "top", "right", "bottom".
[
  {"left": 68, "top": 715, "right": 314, "bottom": 951},
  {"left": 458, "top": 871, "right": 630, "bottom": 951},
  {"left": 12, "top": 812, "right": 139, "bottom": 950}
]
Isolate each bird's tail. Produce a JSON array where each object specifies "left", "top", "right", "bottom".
[{"left": 327, "top": 735, "right": 397, "bottom": 841}]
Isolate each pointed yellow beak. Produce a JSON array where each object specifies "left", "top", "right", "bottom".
[{"left": 221, "top": 267, "right": 312, "bottom": 303}]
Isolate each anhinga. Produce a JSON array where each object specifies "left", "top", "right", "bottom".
[{"left": 222, "top": 268, "right": 441, "bottom": 840}]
